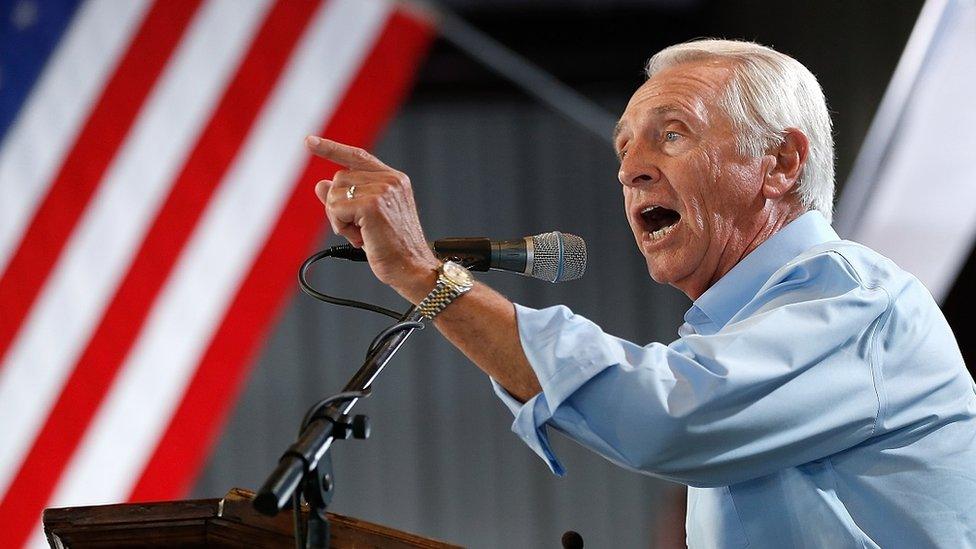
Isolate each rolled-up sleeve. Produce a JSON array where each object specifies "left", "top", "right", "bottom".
[
  {"left": 493, "top": 251, "right": 892, "bottom": 487},
  {"left": 491, "top": 303, "right": 622, "bottom": 475}
]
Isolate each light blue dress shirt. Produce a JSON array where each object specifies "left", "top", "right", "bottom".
[{"left": 493, "top": 211, "right": 976, "bottom": 547}]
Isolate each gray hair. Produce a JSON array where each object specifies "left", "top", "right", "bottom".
[{"left": 645, "top": 39, "right": 835, "bottom": 221}]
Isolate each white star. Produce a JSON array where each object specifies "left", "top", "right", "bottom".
[{"left": 12, "top": 0, "right": 39, "bottom": 31}]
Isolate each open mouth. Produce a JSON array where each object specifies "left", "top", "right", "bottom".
[{"left": 640, "top": 206, "right": 681, "bottom": 241}]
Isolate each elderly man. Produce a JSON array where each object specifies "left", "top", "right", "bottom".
[{"left": 308, "top": 40, "right": 976, "bottom": 547}]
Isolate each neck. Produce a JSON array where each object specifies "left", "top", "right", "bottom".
[{"left": 679, "top": 206, "right": 805, "bottom": 300}]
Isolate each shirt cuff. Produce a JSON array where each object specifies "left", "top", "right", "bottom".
[
  {"left": 489, "top": 303, "right": 624, "bottom": 475},
  {"left": 490, "top": 378, "right": 565, "bottom": 475}
]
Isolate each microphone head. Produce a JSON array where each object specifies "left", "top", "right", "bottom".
[{"left": 530, "top": 232, "right": 586, "bottom": 283}]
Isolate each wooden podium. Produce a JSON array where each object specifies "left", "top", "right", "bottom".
[{"left": 42, "top": 488, "right": 461, "bottom": 548}]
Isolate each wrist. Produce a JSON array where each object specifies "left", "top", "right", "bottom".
[
  {"left": 393, "top": 260, "right": 441, "bottom": 305},
  {"left": 415, "top": 260, "right": 475, "bottom": 320}
]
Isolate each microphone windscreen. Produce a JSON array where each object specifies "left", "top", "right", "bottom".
[{"left": 530, "top": 231, "right": 586, "bottom": 282}]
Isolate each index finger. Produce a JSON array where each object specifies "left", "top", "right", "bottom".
[{"left": 305, "top": 136, "right": 389, "bottom": 171}]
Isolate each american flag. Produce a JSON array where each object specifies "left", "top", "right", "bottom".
[{"left": 0, "top": 0, "right": 433, "bottom": 546}]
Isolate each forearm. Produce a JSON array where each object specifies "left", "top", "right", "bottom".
[
  {"left": 437, "top": 284, "right": 542, "bottom": 402},
  {"left": 400, "top": 277, "right": 541, "bottom": 402}
]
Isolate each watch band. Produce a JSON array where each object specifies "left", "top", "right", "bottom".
[{"left": 417, "top": 261, "right": 473, "bottom": 320}]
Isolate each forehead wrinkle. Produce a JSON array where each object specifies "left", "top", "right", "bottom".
[
  {"left": 639, "top": 64, "right": 734, "bottom": 124},
  {"left": 653, "top": 103, "right": 692, "bottom": 119},
  {"left": 618, "top": 64, "right": 732, "bottom": 149},
  {"left": 652, "top": 85, "right": 713, "bottom": 123}
]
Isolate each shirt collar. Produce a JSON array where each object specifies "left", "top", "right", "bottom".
[{"left": 684, "top": 211, "right": 839, "bottom": 332}]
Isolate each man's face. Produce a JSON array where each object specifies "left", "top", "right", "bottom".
[{"left": 614, "top": 60, "right": 769, "bottom": 299}]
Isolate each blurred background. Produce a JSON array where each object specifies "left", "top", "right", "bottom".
[{"left": 4, "top": 0, "right": 975, "bottom": 547}]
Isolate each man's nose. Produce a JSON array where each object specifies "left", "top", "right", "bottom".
[{"left": 618, "top": 147, "right": 660, "bottom": 188}]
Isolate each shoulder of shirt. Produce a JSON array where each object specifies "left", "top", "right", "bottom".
[{"left": 767, "top": 239, "right": 915, "bottom": 299}]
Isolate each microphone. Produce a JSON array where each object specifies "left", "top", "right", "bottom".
[{"left": 331, "top": 231, "right": 586, "bottom": 283}]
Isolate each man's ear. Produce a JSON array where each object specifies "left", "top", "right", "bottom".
[{"left": 763, "top": 128, "right": 809, "bottom": 200}]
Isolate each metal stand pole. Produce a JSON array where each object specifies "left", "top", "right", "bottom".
[{"left": 253, "top": 308, "right": 425, "bottom": 531}]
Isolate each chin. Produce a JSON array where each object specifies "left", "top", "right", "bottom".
[
  {"left": 645, "top": 259, "right": 676, "bottom": 285},
  {"left": 645, "top": 255, "right": 697, "bottom": 292}
]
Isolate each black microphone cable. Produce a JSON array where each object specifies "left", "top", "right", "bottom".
[{"left": 298, "top": 244, "right": 405, "bottom": 319}]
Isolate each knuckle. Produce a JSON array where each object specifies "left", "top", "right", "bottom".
[
  {"left": 377, "top": 185, "right": 396, "bottom": 201},
  {"left": 365, "top": 194, "right": 384, "bottom": 208},
  {"left": 327, "top": 189, "right": 347, "bottom": 207},
  {"left": 325, "top": 190, "right": 339, "bottom": 206},
  {"left": 392, "top": 171, "right": 410, "bottom": 187},
  {"left": 335, "top": 223, "right": 355, "bottom": 238}
]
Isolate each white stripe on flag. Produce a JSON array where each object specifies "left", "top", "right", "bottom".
[
  {"left": 846, "top": 0, "right": 976, "bottom": 300},
  {"left": 45, "top": 0, "right": 392, "bottom": 508},
  {"left": 0, "top": 0, "right": 271, "bottom": 498},
  {"left": 0, "top": 0, "right": 151, "bottom": 274}
]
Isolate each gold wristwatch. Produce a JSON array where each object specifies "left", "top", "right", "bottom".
[{"left": 417, "top": 260, "right": 474, "bottom": 320}]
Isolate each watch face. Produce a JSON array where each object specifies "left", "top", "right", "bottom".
[{"left": 442, "top": 261, "right": 473, "bottom": 286}]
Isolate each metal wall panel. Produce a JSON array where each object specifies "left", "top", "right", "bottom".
[{"left": 192, "top": 99, "right": 692, "bottom": 547}]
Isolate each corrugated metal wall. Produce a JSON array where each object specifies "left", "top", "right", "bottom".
[{"left": 191, "top": 99, "right": 693, "bottom": 547}]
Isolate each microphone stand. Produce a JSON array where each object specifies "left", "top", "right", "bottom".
[{"left": 253, "top": 307, "right": 425, "bottom": 548}]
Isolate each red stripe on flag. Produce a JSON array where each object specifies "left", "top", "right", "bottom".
[
  {"left": 128, "top": 8, "right": 435, "bottom": 502},
  {"left": 0, "top": 0, "right": 201, "bottom": 368},
  {"left": 0, "top": 1, "right": 324, "bottom": 546}
]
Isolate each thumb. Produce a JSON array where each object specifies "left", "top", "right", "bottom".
[{"left": 314, "top": 179, "right": 332, "bottom": 204}]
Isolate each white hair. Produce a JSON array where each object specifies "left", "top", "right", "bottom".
[{"left": 645, "top": 39, "right": 835, "bottom": 221}]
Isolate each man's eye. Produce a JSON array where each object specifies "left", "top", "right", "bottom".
[
  {"left": 665, "top": 131, "right": 681, "bottom": 142},
  {"left": 618, "top": 149, "right": 628, "bottom": 160}
]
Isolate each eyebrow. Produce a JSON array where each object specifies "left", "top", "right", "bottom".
[
  {"left": 612, "top": 120, "right": 625, "bottom": 145},
  {"left": 613, "top": 103, "right": 690, "bottom": 145}
]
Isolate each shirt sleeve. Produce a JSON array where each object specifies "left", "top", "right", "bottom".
[{"left": 494, "top": 251, "right": 891, "bottom": 487}]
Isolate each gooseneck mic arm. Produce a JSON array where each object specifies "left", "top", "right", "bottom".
[
  {"left": 253, "top": 307, "right": 424, "bottom": 519},
  {"left": 254, "top": 230, "right": 587, "bottom": 547}
]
